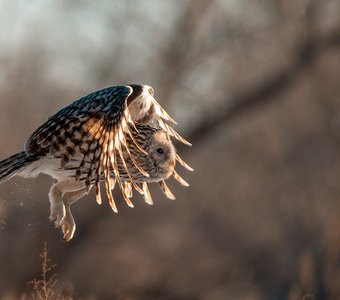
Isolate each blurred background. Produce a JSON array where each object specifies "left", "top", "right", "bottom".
[{"left": 0, "top": 0, "right": 339, "bottom": 299}]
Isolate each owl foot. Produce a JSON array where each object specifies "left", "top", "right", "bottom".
[
  {"left": 56, "top": 206, "right": 76, "bottom": 242},
  {"left": 49, "top": 201, "right": 65, "bottom": 226}
]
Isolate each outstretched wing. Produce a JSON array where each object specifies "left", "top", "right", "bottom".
[
  {"left": 25, "top": 84, "right": 192, "bottom": 210},
  {"left": 25, "top": 85, "right": 133, "bottom": 155}
]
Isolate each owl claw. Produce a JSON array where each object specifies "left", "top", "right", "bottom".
[
  {"left": 52, "top": 204, "right": 76, "bottom": 241},
  {"left": 49, "top": 202, "right": 65, "bottom": 226},
  {"left": 58, "top": 208, "right": 76, "bottom": 242}
]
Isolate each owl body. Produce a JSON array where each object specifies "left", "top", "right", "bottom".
[
  {"left": 19, "top": 124, "right": 176, "bottom": 184},
  {"left": 0, "top": 84, "right": 192, "bottom": 241}
]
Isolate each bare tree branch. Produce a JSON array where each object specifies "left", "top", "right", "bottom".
[{"left": 187, "top": 30, "right": 340, "bottom": 144}]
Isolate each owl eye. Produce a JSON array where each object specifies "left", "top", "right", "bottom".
[{"left": 156, "top": 148, "right": 164, "bottom": 154}]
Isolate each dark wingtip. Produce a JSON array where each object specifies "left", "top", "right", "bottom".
[{"left": 126, "top": 84, "right": 144, "bottom": 105}]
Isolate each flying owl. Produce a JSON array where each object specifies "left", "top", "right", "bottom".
[{"left": 0, "top": 84, "right": 192, "bottom": 241}]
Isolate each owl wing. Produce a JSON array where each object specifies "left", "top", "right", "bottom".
[
  {"left": 25, "top": 84, "right": 192, "bottom": 211},
  {"left": 25, "top": 85, "right": 132, "bottom": 153}
]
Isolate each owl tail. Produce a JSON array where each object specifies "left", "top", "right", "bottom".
[{"left": 0, "top": 151, "right": 38, "bottom": 184}]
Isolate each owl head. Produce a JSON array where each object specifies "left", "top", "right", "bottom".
[{"left": 145, "top": 129, "right": 176, "bottom": 182}]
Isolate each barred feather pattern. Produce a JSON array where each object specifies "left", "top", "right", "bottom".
[
  {"left": 0, "top": 84, "right": 193, "bottom": 240},
  {"left": 58, "top": 124, "right": 176, "bottom": 207},
  {"left": 0, "top": 152, "right": 40, "bottom": 183},
  {"left": 24, "top": 84, "right": 193, "bottom": 204}
]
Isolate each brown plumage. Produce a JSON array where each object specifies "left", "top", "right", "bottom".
[{"left": 0, "top": 84, "right": 192, "bottom": 241}]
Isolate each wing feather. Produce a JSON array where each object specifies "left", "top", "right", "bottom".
[
  {"left": 26, "top": 85, "right": 133, "bottom": 155},
  {"left": 101, "top": 123, "right": 118, "bottom": 212},
  {"left": 173, "top": 170, "right": 190, "bottom": 187},
  {"left": 24, "top": 84, "right": 191, "bottom": 209},
  {"left": 175, "top": 153, "right": 194, "bottom": 172},
  {"left": 111, "top": 131, "right": 134, "bottom": 208},
  {"left": 152, "top": 98, "right": 177, "bottom": 124},
  {"left": 142, "top": 182, "right": 153, "bottom": 205},
  {"left": 159, "top": 181, "right": 176, "bottom": 200},
  {"left": 115, "top": 125, "right": 144, "bottom": 194}
]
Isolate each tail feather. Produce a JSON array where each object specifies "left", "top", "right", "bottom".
[{"left": 0, "top": 151, "right": 38, "bottom": 184}]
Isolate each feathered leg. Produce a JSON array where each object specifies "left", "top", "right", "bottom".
[
  {"left": 48, "top": 180, "right": 89, "bottom": 241},
  {"left": 48, "top": 182, "right": 65, "bottom": 226},
  {"left": 60, "top": 187, "right": 88, "bottom": 241}
]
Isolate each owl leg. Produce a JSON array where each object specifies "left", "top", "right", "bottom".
[
  {"left": 48, "top": 182, "right": 65, "bottom": 226},
  {"left": 59, "top": 187, "right": 89, "bottom": 241}
]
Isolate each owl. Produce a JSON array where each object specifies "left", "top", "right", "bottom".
[{"left": 0, "top": 84, "right": 192, "bottom": 241}]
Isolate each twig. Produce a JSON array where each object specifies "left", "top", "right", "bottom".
[{"left": 29, "top": 242, "right": 58, "bottom": 300}]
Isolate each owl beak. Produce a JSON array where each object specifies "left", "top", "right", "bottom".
[{"left": 169, "top": 159, "right": 175, "bottom": 172}]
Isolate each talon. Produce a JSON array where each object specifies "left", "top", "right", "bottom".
[
  {"left": 55, "top": 221, "right": 61, "bottom": 229},
  {"left": 49, "top": 203, "right": 65, "bottom": 226},
  {"left": 58, "top": 209, "right": 76, "bottom": 241}
]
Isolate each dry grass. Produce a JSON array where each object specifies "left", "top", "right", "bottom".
[{"left": 24, "top": 242, "right": 74, "bottom": 300}]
